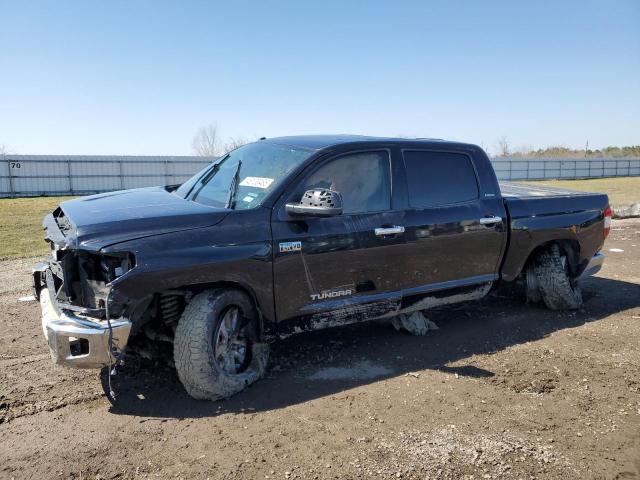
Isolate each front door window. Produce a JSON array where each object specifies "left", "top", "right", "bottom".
[{"left": 302, "top": 151, "right": 391, "bottom": 214}]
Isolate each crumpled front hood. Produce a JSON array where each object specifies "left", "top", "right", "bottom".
[{"left": 55, "top": 187, "right": 229, "bottom": 250}]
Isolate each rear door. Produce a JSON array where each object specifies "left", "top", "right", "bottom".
[
  {"left": 399, "top": 149, "right": 507, "bottom": 294},
  {"left": 271, "top": 149, "right": 407, "bottom": 331}
]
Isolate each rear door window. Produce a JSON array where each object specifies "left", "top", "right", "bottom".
[{"left": 403, "top": 151, "right": 479, "bottom": 207}]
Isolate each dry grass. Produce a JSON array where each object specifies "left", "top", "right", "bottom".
[
  {"left": 0, "top": 196, "right": 75, "bottom": 260},
  {"left": 522, "top": 177, "right": 640, "bottom": 207}
]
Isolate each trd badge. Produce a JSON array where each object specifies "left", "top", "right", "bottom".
[{"left": 279, "top": 241, "right": 302, "bottom": 253}]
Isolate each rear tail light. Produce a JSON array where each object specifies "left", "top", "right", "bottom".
[{"left": 603, "top": 206, "right": 612, "bottom": 239}]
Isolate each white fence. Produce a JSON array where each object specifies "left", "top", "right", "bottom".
[
  {"left": 0, "top": 155, "right": 211, "bottom": 198},
  {"left": 1, "top": 155, "right": 639, "bottom": 198},
  {"left": 491, "top": 157, "right": 640, "bottom": 181}
]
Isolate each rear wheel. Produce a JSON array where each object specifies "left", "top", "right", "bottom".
[
  {"left": 173, "top": 289, "right": 269, "bottom": 400},
  {"left": 533, "top": 244, "right": 583, "bottom": 310}
]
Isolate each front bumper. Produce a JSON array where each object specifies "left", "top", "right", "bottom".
[
  {"left": 579, "top": 252, "right": 605, "bottom": 280},
  {"left": 34, "top": 265, "right": 131, "bottom": 369}
]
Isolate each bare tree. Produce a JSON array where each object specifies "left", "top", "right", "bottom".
[
  {"left": 496, "top": 136, "right": 510, "bottom": 157},
  {"left": 192, "top": 124, "right": 220, "bottom": 157},
  {"left": 511, "top": 144, "right": 534, "bottom": 157},
  {"left": 0, "top": 143, "right": 13, "bottom": 155},
  {"left": 222, "top": 136, "right": 249, "bottom": 154}
]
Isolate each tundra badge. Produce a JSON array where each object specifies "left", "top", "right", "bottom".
[{"left": 310, "top": 288, "right": 353, "bottom": 301}]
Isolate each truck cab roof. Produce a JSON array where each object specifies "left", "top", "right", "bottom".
[{"left": 261, "top": 134, "right": 471, "bottom": 151}]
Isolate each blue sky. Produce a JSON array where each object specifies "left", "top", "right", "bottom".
[{"left": 1, "top": 0, "right": 638, "bottom": 155}]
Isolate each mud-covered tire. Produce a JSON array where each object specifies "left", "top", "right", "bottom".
[
  {"left": 173, "top": 289, "right": 269, "bottom": 401},
  {"left": 525, "top": 264, "right": 543, "bottom": 304},
  {"left": 533, "top": 245, "right": 583, "bottom": 310}
]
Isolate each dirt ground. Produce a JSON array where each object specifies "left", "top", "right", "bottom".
[{"left": 1, "top": 220, "right": 639, "bottom": 480}]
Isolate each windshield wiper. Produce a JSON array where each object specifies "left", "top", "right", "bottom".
[
  {"left": 225, "top": 160, "right": 242, "bottom": 209},
  {"left": 185, "top": 156, "right": 227, "bottom": 200}
]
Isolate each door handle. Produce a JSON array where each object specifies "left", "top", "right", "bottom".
[
  {"left": 375, "top": 226, "right": 405, "bottom": 236},
  {"left": 479, "top": 216, "right": 503, "bottom": 225}
]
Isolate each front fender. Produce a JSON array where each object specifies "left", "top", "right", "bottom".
[{"left": 104, "top": 208, "right": 276, "bottom": 325}]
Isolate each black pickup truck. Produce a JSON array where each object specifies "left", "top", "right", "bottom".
[{"left": 34, "top": 135, "right": 610, "bottom": 400}]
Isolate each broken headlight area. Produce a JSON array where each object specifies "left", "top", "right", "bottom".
[
  {"left": 53, "top": 206, "right": 74, "bottom": 236},
  {"left": 97, "top": 253, "right": 134, "bottom": 282},
  {"left": 45, "top": 250, "right": 135, "bottom": 317}
]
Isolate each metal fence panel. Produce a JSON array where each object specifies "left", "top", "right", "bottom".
[
  {"left": 0, "top": 155, "right": 212, "bottom": 197},
  {"left": 0, "top": 161, "right": 10, "bottom": 193},
  {"left": 1, "top": 155, "right": 638, "bottom": 198},
  {"left": 490, "top": 157, "right": 640, "bottom": 181}
]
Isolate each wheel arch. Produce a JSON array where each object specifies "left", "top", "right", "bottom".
[
  {"left": 177, "top": 280, "right": 268, "bottom": 340},
  {"left": 520, "top": 239, "right": 582, "bottom": 279},
  {"left": 125, "top": 279, "right": 270, "bottom": 343}
]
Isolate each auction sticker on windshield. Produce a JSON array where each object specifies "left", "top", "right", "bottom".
[{"left": 240, "top": 177, "right": 274, "bottom": 189}]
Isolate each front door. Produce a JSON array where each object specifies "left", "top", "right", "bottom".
[{"left": 271, "top": 149, "right": 406, "bottom": 332}]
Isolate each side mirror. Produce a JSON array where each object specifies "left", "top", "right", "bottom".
[{"left": 285, "top": 189, "right": 343, "bottom": 218}]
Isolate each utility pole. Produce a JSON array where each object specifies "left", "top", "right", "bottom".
[{"left": 585, "top": 140, "right": 589, "bottom": 158}]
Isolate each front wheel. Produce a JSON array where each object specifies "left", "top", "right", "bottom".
[
  {"left": 173, "top": 289, "right": 269, "bottom": 400},
  {"left": 533, "top": 244, "right": 583, "bottom": 310}
]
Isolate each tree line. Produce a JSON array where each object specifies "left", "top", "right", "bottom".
[
  {"left": 495, "top": 136, "right": 640, "bottom": 158},
  {"left": 193, "top": 128, "right": 640, "bottom": 159},
  {"left": 518, "top": 146, "right": 640, "bottom": 158},
  {"left": 2, "top": 129, "right": 637, "bottom": 158}
]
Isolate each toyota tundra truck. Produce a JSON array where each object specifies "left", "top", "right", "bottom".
[{"left": 33, "top": 135, "right": 610, "bottom": 400}]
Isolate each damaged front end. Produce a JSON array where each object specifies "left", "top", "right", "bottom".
[{"left": 33, "top": 209, "right": 134, "bottom": 368}]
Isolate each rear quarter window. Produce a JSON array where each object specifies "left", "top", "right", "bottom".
[{"left": 403, "top": 151, "right": 479, "bottom": 207}]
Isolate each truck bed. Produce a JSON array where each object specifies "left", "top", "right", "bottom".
[{"left": 499, "top": 181, "right": 595, "bottom": 198}]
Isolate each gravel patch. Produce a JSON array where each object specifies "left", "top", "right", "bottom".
[{"left": 0, "top": 256, "right": 42, "bottom": 294}]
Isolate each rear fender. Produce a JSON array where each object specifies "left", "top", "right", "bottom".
[{"left": 501, "top": 206, "right": 605, "bottom": 281}]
